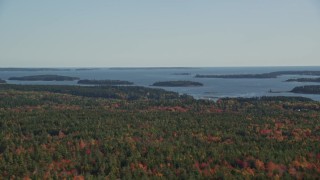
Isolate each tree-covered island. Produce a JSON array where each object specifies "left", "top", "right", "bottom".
[
  {"left": 9, "top": 75, "right": 80, "bottom": 81},
  {"left": 152, "top": 80, "right": 203, "bottom": 87},
  {"left": 0, "top": 79, "right": 6, "bottom": 84}
]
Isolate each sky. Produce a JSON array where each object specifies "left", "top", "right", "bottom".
[{"left": 0, "top": 0, "right": 319, "bottom": 67}]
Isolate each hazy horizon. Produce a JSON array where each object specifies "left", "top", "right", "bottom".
[
  {"left": 1, "top": 0, "right": 320, "bottom": 67},
  {"left": 2, "top": 65, "right": 320, "bottom": 69}
]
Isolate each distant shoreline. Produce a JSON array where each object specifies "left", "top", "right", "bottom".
[
  {"left": 9, "top": 75, "right": 80, "bottom": 81},
  {"left": 195, "top": 71, "right": 320, "bottom": 79},
  {"left": 286, "top": 78, "right": 320, "bottom": 83},
  {"left": 109, "top": 67, "right": 201, "bottom": 70}
]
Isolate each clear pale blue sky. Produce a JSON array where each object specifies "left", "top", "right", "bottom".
[{"left": 0, "top": 0, "right": 319, "bottom": 67}]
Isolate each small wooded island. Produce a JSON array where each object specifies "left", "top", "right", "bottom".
[
  {"left": 152, "top": 80, "right": 203, "bottom": 87},
  {"left": 9, "top": 75, "right": 80, "bottom": 81},
  {"left": 196, "top": 71, "right": 320, "bottom": 79},
  {"left": 172, "top": 73, "right": 191, "bottom": 75},
  {"left": 291, "top": 85, "right": 320, "bottom": 94},
  {"left": 0, "top": 79, "right": 6, "bottom": 84},
  {"left": 78, "top": 79, "right": 134, "bottom": 85},
  {"left": 286, "top": 78, "right": 320, "bottom": 82}
]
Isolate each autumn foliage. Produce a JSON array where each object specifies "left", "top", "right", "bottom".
[{"left": 0, "top": 85, "right": 319, "bottom": 179}]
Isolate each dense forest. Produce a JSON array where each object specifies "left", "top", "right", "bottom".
[
  {"left": 291, "top": 85, "right": 320, "bottom": 94},
  {"left": 0, "top": 84, "right": 319, "bottom": 179},
  {"left": 0, "top": 84, "right": 183, "bottom": 101}
]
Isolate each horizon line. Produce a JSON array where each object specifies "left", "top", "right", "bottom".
[{"left": 1, "top": 65, "right": 320, "bottom": 69}]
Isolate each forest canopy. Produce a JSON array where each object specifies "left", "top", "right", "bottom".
[{"left": 0, "top": 84, "right": 319, "bottom": 179}]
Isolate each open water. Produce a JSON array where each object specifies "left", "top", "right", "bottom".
[{"left": 1, "top": 66, "right": 320, "bottom": 101}]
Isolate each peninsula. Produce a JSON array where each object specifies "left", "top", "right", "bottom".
[
  {"left": 9, "top": 75, "right": 80, "bottom": 81},
  {"left": 286, "top": 78, "right": 320, "bottom": 83},
  {"left": 291, "top": 85, "right": 320, "bottom": 94},
  {"left": 152, "top": 80, "right": 203, "bottom": 87},
  {"left": 0, "top": 79, "right": 6, "bottom": 84}
]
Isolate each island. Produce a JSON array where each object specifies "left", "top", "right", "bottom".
[
  {"left": 291, "top": 85, "right": 320, "bottom": 94},
  {"left": 0, "top": 79, "right": 6, "bottom": 84},
  {"left": 286, "top": 77, "right": 320, "bottom": 82},
  {"left": 9, "top": 75, "right": 80, "bottom": 81},
  {"left": 152, "top": 80, "right": 203, "bottom": 87},
  {"left": 172, "top": 73, "right": 191, "bottom": 75},
  {"left": 195, "top": 70, "right": 320, "bottom": 79},
  {"left": 78, "top": 79, "right": 134, "bottom": 85}
]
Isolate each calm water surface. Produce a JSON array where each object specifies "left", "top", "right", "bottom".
[{"left": 1, "top": 67, "right": 320, "bottom": 101}]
